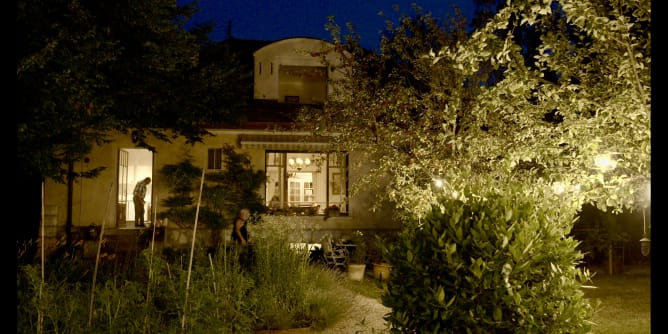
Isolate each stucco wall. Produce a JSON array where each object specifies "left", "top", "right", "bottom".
[
  {"left": 43, "top": 129, "right": 400, "bottom": 234},
  {"left": 253, "top": 37, "right": 345, "bottom": 101}
]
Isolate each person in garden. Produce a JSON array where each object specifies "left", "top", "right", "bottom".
[
  {"left": 231, "top": 207, "right": 252, "bottom": 268},
  {"left": 132, "top": 177, "right": 151, "bottom": 227}
]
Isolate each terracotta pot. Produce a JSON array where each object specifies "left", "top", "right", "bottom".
[
  {"left": 347, "top": 263, "right": 366, "bottom": 281},
  {"left": 373, "top": 262, "right": 392, "bottom": 281}
]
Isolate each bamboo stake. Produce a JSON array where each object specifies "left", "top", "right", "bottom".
[
  {"left": 208, "top": 253, "right": 217, "bottom": 293},
  {"left": 143, "top": 196, "right": 159, "bottom": 333},
  {"left": 88, "top": 182, "right": 114, "bottom": 328},
  {"left": 38, "top": 181, "right": 45, "bottom": 334},
  {"left": 208, "top": 253, "right": 219, "bottom": 318},
  {"left": 181, "top": 169, "right": 206, "bottom": 330}
]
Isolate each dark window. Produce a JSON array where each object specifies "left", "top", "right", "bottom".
[
  {"left": 284, "top": 96, "right": 300, "bottom": 103},
  {"left": 208, "top": 148, "right": 222, "bottom": 170}
]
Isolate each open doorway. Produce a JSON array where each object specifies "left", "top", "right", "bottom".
[{"left": 117, "top": 148, "right": 153, "bottom": 228}]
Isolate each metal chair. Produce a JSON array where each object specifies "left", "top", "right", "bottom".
[{"left": 322, "top": 236, "right": 347, "bottom": 270}]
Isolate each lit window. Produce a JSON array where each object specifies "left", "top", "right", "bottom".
[{"left": 266, "top": 152, "right": 347, "bottom": 215}]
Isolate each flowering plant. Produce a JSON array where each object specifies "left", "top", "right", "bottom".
[{"left": 325, "top": 204, "right": 341, "bottom": 217}]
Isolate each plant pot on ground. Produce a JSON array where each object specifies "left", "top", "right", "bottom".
[
  {"left": 372, "top": 262, "right": 392, "bottom": 281},
  {"left": 347, "top": 263, "right": 366, "bottom": 281},
  {"left": 346, "top": 230, "right": 367, "bottom": 280},
  {"left": 367, "top": 230, "right": 396, "bottom": 281}
]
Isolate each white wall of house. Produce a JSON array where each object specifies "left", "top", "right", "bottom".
[{"left": 253, "top": 37, "right": 345, "bottom": 102}]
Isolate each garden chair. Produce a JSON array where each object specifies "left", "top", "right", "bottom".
[{"left": 322, "top": 236, "right": 347, "bottom": 270}]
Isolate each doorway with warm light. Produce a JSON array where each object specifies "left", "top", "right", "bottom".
[{"left": 117, "top": 148, "right": 153, "bottom": 228}]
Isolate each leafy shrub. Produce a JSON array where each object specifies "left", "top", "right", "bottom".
[
  {"left": 366, "top": 230, "right": 399, "bottom": 264},
  {"left": 383, "top": 192, "right": 594, "bottom": 333},
  {"left": 158, "top": 146, "right": 267, "bottom": 229},
  {"left": 348, "top": 230, "right": 367, "bottom": 264}
]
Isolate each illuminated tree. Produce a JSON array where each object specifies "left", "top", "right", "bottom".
[
  {"left": 313, "top": 0, "right": 650, "bottom": 220},
  {"left": 314, "top": 3, "right": 648, "bottom": 330}
]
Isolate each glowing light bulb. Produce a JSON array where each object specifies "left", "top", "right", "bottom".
[{"left": 594, "top": 154, "right": 617, "bottom": 171}]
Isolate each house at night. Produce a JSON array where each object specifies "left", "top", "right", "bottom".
[{"left": 41, "top": 37, "right": 400, "bottom": 255}]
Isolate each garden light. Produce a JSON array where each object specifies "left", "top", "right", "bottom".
[
  {"left": 639, "top": 237, "right": 650, "bottom": 257},
  {"left": 594, "top": 154, "right": 617, "bottom": 171},
  {"left": 639, "top": 208, "right": 650, "bottom": 256}
]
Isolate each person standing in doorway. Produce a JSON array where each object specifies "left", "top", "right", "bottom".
[{"left": 133, "top": 177, "right": 151, "bottom": 227}]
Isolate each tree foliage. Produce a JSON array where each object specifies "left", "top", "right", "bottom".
[
  {"left": 16, "top": 0, "right": 251, "bottom": 184},
  {"left": 311, "top": 0, "right": 650, "bottom": 220},
  {"left": 158, "top": 146, "right": 266, "bottom": 229}
]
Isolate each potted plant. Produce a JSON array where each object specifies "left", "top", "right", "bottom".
[
  {"left": 369, "top": 233, "right": 395, "bottom": 282},
  {"left": 346, "top": 230, "right": 367, "bottom": 281},
  {"left": 325, "top": 204, "right": 340, "bottom": 217}
]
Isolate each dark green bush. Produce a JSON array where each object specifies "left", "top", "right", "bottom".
[
  {"left": 158, "top": 146, "right": 267, "bottom": 229},
  {"left": 383, "top": 192, "right": 594, "bottom": 333}
]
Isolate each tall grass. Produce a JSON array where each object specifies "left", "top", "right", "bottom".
[
  {"left": 17, "top": 218, "right": 351, "bottom": 333},
  {"left": 20, "top": 227, "right": 648, "bottom": 333}
]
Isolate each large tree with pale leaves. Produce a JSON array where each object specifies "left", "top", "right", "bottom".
[{"left": 309, "top": 0, "right": 650, "bottom": 221}]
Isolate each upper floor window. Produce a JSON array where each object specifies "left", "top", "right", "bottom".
[
  {"left": 265, "top": 151, "right": 347, "bottom": 215},
  {"left": 207, "top": 148, "right": 222, "bottom": 170},
  {"left": 278, "top": 65, "right": 327, "bottom": 104}
]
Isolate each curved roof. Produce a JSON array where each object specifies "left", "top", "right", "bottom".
[{"left": 254, "top": 37, "right": 334, "bottom": 58}]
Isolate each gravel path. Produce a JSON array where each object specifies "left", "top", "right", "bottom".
[
  {"left": 255, "top": 287, "right": 391, "bottom": 334},
  {"left": 315, "top": 289, "right": 391, "bottom": 334}
]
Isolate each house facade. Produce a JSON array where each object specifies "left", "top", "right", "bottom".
[{"left": 41, "top": 37, "right": 399, "bottom": 252}]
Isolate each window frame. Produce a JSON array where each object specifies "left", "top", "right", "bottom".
[
  {"left": 265, "top": 151, "right": 347, "bottom": 215},
  {"left": 207, "top": 148, "right": 222, "bottom": 170}
]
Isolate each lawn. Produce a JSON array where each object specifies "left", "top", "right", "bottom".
[
  {"left": 346, "top": 264, "right": 651, "bottom": 333},
  {"left": 584, "top": 265, "right": 651, "bottom": 334}
]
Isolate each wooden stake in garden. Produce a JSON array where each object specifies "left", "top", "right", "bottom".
[
  {"left": 143, "top": 196, "right": 160, "bottom": 333},
  {"left": 87, "top": 182, "right": 114, "bottom": 329},
  {"left": 38, "top": 182, "right": 45, "bottom": 334},
  {"left": 181, "top": 170, "right": 206, "bottom": 330}
]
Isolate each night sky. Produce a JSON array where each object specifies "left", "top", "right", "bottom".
[{"left": 180, "top": 0, "right": 476, "bottom": 50}]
